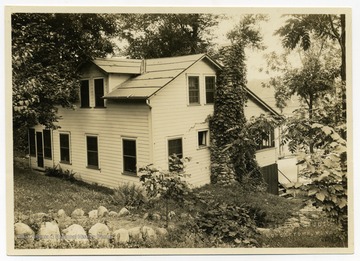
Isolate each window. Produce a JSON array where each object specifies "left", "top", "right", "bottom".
[
  {"left": 188, "top": 76, "right": 200, "bottom": 104},
  {"left": 94, "top": 79, "right": 105, "bottom": 108},
  {"left": 28, "top": 129, "right": 36, "bottom": 156},
  {"left": 123, "top": 139, "right": 136, "bottom": 174},
  {"left": 43, "top": 129, "right": 52, "bottom": 159},
  {"left": 198, "top": 130, "right": 208, "bottom": 148},
  {"left": 80, "top": 80, "right": 90, "bottom": 108},
  {"left": 59, "top": 133, "right": 70, "bottom": 164},
  {"left": 205, "top": 76, "right": 215, "bottom": 104},
  {"left": 86, "top": 136, "right": 99, "bottom": 168},
  {"left": 168, "top": 138, "right": 183, "bottom": 159},
  {"left": 256, "top": 128, "right": 275, "bottom": 150}
]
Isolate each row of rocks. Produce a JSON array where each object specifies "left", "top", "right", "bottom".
[
  {"left": 257, "top": 202, "right": 323, "bottom": 236},
  {"left": 69, "top": 206, "right": 130, "bottom": 219},
  {"left": 15, "top": 221, "right": 167, "bottom": 248}
]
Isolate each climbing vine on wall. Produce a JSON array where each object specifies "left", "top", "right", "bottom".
[{"left": 209, "top": 43, "right": 262, "bottom": 185}]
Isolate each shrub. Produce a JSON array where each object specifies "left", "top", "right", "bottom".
[
  {"left": 195, "top": 202, "right": 259, "bottom": 247},
  {"left": 139, "top": 156, "right": 191, "bottom": 227},
  {"left": 110, "top": 183, "right": 147, "bottom": 209},
  {"left": 45, "top": 165, "right": 76, "bottom": 181}
]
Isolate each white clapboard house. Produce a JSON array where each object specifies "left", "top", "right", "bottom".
[{"left": 27, "top": 53, "right": 280, "bottom": 192}]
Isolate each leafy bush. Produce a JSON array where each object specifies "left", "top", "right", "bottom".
[
  {"left": 110, "top": 183, "right": 147, "bottom": 209},
  {"left": 195, "top": 202, "right": 259, "bottom": 247},
  {"left": 139, "top": 156, "right": 191, "bottom": 227},
  {"left": 45, "top": 165, "right": 76, "bottom": 181},
  {"left": 193, "top": 183, "right": 303, "bottom": 228}
]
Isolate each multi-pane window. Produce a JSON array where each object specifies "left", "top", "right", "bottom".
[
  {"left": 256, "top": 128, "right": 275, "bottom": 150},
  {"left": 59, "top": 133, "right": 70, "bottom": 163},
  {"left": 80, "top": 80, "right": 90, "bottom": 108},
  {"left": 86, "top": 136, "right": 99, "bottom": 168},
  {"left": 205, "top": 76, "right": 215, "bottom": 104},
  {"left": 43, "top": 129, "right": 52, "bottom": 159},
  {"left": 123, "top": 139, "right": 136, "bottom": 174},
  {"left": 188, "top": 76, "right": 200, "bottom": 104},
  {"left": 168, "top": 138, "right": 183, "bottom": 159},
  {"left": 28, "top": 128, "right": 36, "bottom": 156},
  {"left": 94, "top": 79, "right": 105, "bottom": 108},
  {"left": 198, "top": 130, "right": 208, "bottom": 148}
]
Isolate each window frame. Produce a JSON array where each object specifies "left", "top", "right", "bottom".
[
  {"left": 94, "top": 78, "right": 105, "bottom": 108},
  {"left": 204, "top": 75, "right": 216, "bottom": 104},
  {"left": 122, "top": 138, "right": 137, "bottom": 175},
  {"left": 197, "top": 129, "right": 209, "bottom": 149},
  {"left": 187, "top": 75, "right": 200, "bottom": 105},
  {"left": 80, "top": 79, "right": 90, "bottom": 108},
  {"left": 28, "top": 128, "right": 36, "bottom": 157},
  {"left": 43, "top": 129, "right": 52, "bottom": 159},
  {"left": 86, "top": 134, "right": 100, "bottom": 169},
  {"left": 256, "top": 128, "right": 275, "bottom": 151},
  {"left": 59, "top": 132, "right": 71, "bottom": 164}
]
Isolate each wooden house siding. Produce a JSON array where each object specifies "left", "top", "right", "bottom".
[{"left": 150, "top": 60, "right": 216, "bottom": 187}]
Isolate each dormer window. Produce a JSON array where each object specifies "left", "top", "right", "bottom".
[
  {"left": 188, "top": 76, "right": 200, "bottom": 104},
  {"left": 205, "top": 76, "right": 215, "bottom": 104},
  {"left": 94, "top": 78, "right": 105, "bottom": 108},
  {"left": 80, "top": 80, "right": 90, "bottom": 108}
]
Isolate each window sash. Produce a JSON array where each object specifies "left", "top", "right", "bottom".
[
  {"left": 205, "top": 76, "right": 215, "bottom": 104},
  {"left": 80, "top": 80, "right": 90, "bottom": 108},
  {"left": 188, "top": 76, "right": 200, "bottom": 104},
  {"left": 28, "top": 129, "right": 36, "bottom": 156},
  {"left": 43, "top": 129, "right": 52, "bottom": 159},
  {"left": 198, "top": 131, "right": 208, "bottom": 147},
  {"left": 86, "top": 136, "right": 99, "bottom": 167},
  {"left": 59, "top": 134, "right": 70, "bottom": 163},
  {"left": 123, "top": 139, "right": 137, "bottom": 173},
  {"left": 94, "top": 79, "right": 105, "bottom": 107},
  {"left": 256, "top": 128, "right": 275, "bottom": 150},
  {"left": 168, "top": 138, "right": 183, "bottom": 159}
]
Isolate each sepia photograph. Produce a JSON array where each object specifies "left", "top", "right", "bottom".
[{"left": 4, "top": 4, "right": 355, "bottom": 256}]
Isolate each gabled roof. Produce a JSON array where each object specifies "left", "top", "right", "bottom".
[
  {"left": 245, "top": 86, "right": 280, "bottom": 117},
  {"left": 93, "top": 58, "right": 142, "bottom": 74},
  {"left": 102, "top": 54, "right": 221, "bottom": 99}
]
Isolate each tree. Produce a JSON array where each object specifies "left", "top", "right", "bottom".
[
  {"left": 275, "top": 14, "right": 346, "bottom": 124},
  {"left": 209, "top": 15, "right": 267, "bottom": 185},
  {"left": 117, "top": 13, "right": 221, "bottom": 59},
  {"left": 12, "top": 13, "right": 118, "bottom": 152}
]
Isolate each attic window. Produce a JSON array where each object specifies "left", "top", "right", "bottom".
[
  {"left": 80, "top": 80, "right": 90, "bottom": 108},
  {"left": 205, "top": 76, "right": 215, "bottom": 104},
  {"left": 188, "top": 76, "right": 200, "bottom": 104},
  {"left": 94, "top": 79, "right": 105, "bottom": 108}
]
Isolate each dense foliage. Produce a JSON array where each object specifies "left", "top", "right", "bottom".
[
  {"left": 209, "top": 15, "right": 268, "bottom": 185},
  {"left": 12, "top": 13, "right": 118, "bottom": 152},
  {"left": 117, "top": 13, "right": 220, "bottom": 59}
]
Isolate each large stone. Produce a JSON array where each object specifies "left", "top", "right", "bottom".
[
  {"left": 71, "top": 208, "right": 85, "bottom": 219},
  {"left": 37, "top": 221, "right": 61, "bottom": 246},
  {"left": 128, "top": 226, "right": 143, "bottom": 240},
  {"left": 88, "top": 223, "right": 110, "bottom": 247},
  {"left": 62, "top": 224, "right": 89, "bottom": 247},
  {"left": 113, "top": 229, "right": 130, "bottom": 244},
  {"left": 109, "top": 211, "right": 118, "bottom": 217},
  {"left": 88, "top": 210, "right": 98, "bottom": 219},
  {"left": 155, "top": 227, "right": 168, "bottom": 237},
  {"left": 141, "top": 226, "right": 157, "bottom": 241},
  {"left": 14, "top": 222, "right": 35, "bottom": 244},
  {"left": 57, "top": 209, "right": 67, "bottom": 219},
  {"left": 97, "top": 206, "right": 109, "bottom": 217},
  {"left": 151, "top": 213, "right": 161, "bottom": 221},
  {"left": 118, "top": 207, "right": 130, "bottom": 217}
]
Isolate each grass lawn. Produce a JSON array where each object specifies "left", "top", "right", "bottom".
[{"left": 14, "top": 162, "right": 121, "bottom": 216}]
